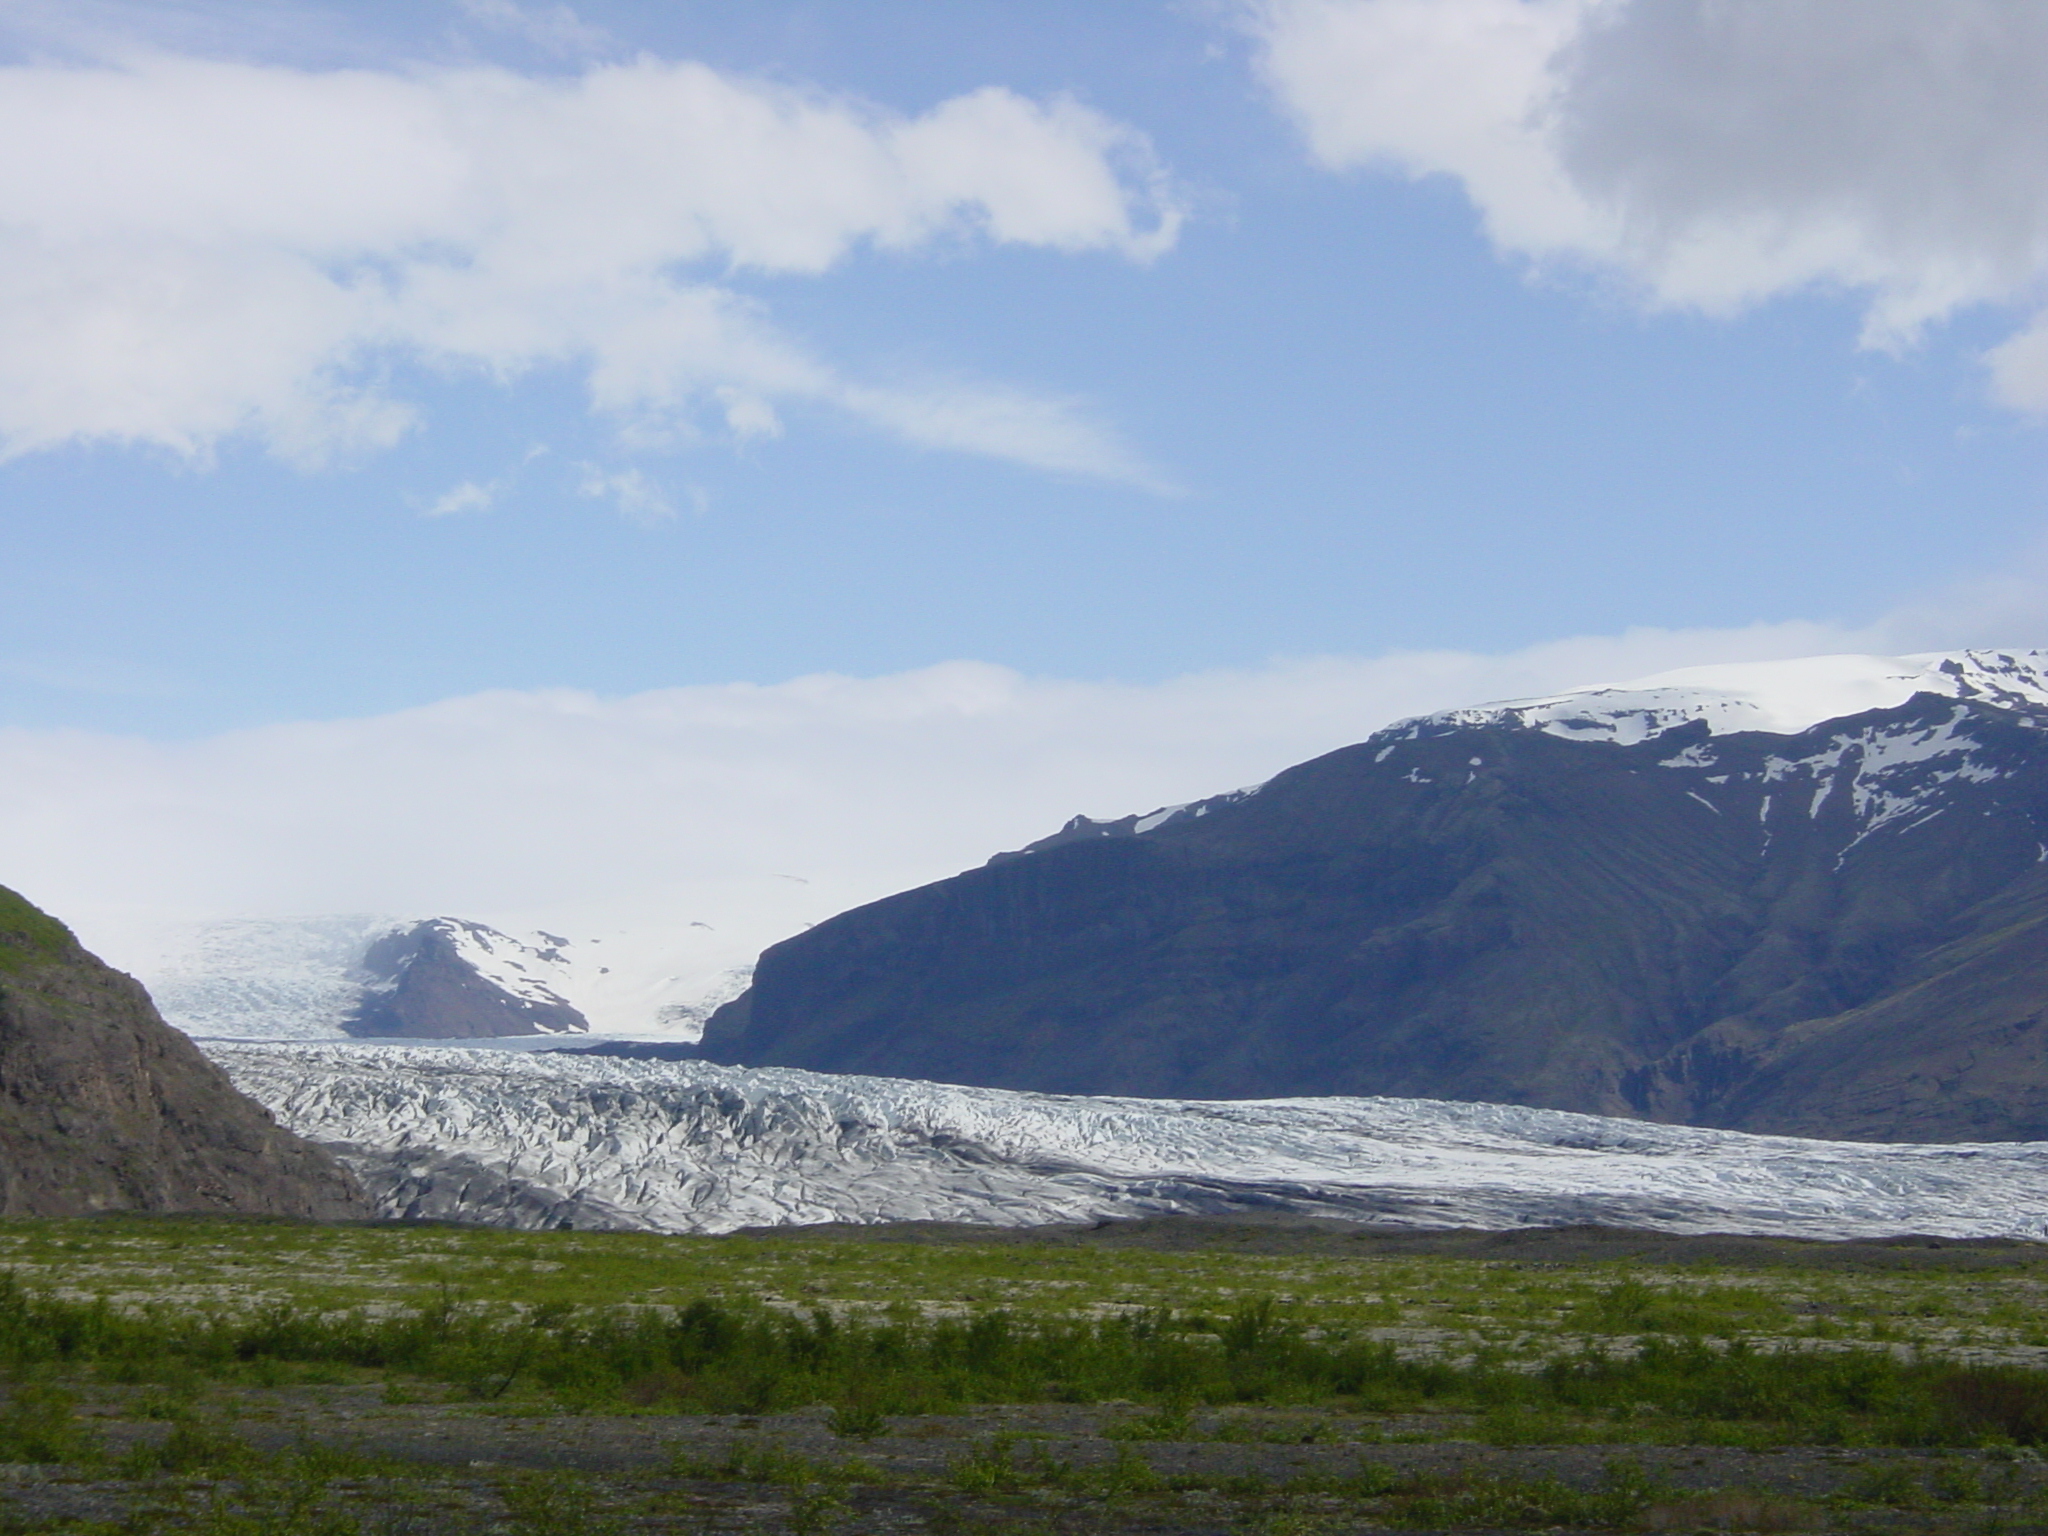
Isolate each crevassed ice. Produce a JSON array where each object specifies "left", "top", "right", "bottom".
[{"left": 211, "top": 1042, "right": 2048, "bottom": 1241}]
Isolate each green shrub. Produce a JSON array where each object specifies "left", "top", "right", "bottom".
[
  {"left": 0, "top": 1381, "right": 93, "bottom": 1463},
  {"left": 1390, "top": 1459, "right": 1669, "bottom": 1530},
  {"left": 498, "top": 1470, "right": 622, "bottom": 1536},
  {"left": 1931, "top": 1366, "right": 2048, "bottom": 1444},
  {"left": 825, "top": 1399, "right": 889, "bottom": 1439},
  {"left": 3, "top": 1261, "right": 2048, "bottom": 1448},
  {"left": 119, "top": 1419, "right": 254, "bottom": 1478}
]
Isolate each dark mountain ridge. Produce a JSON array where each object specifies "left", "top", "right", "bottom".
[
  {"left": 0, "top": 885, "right": 367, "bottom": 1218},
  {"left": 699, "top": 685, "right": 2048, "bottom": 1141}
]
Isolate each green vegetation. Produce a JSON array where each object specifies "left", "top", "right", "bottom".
[
  {"left": 1, "top": 1265, "right": 2043, "bottom": 1446},
  {"left": 1, "top": 1215, "right": 2047, "bottom": 1531},
  {"left": 0, "top": 884, "right": 74, "bottom": 973}
]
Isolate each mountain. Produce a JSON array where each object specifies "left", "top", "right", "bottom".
[
  {"left": 0, "top": 885, "right": 366, "bottom": 1218},
  {"left": 697, "top": 649, "right": 2048, "bottom": 1141},
  {"left": 138, "top": 914, "right": 747, "bottom": 1041},
  {"left": 209, "top": 1039, "right": 2048, "bottom": 1239},
  {"left": 345, "top": 919, "right": 588, "bottom": 1038}
]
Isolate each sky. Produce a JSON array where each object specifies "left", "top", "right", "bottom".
[{"left": 4, "top": 0, "right": 2048, "bottom": 1002}]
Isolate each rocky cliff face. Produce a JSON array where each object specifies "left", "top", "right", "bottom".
[
  {"left": 0, "top": 885, "right": 367, "bottom": 1218},
  {"left": 344, "top": 919, "right": 588, "bottom": 1039},
  {"left": 699, "top": 655, "right": 2048, "bottom": 1142}
]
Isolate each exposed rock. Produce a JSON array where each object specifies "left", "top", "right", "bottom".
[
  {"left": 344, "top": 919, "right": 587, "bottom": 1038},
  {"left": 699, "top": 689, "right": 2048, "bottom": 1141},
  {"left": 0, "top": 885, "right": 368, "bottom": 1218}
]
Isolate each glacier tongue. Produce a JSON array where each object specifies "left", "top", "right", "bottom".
[
  {"left": 144, "top": 916, "right": 407, "bottom": 1040},
  {"left": 210, "top": 1042, "right": 2048, "bottom": 1240}
]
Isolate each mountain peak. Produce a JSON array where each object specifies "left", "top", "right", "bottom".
[
  {"left": 1413, "top": 648, "right": 2048, "bottom": 747},
  {"left": 703, "top": 650, "right": 2048, "bottom": 1139}
]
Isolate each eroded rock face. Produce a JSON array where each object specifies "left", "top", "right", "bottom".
[
  {"left": 698, "top": 688, "right": 2048, "bottom": 1142},
  {"left": 0, "top": 885, "right": 368, "bottom": 1218}
]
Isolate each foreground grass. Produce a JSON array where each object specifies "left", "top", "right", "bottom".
[
  {"left": 3, "top": 1217, "right": 2048, "bottom": 1531},
  {"left": 3, "top": 1268, "right": 2047, "bottom": 1449},
  {"left": 1, "top": 1217, "right": 2047, "bottom": 1444}
]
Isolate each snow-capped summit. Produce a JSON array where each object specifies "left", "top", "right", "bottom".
[
  {"left": 1416, "top": 648, "right": 2048, "bottom": 746},
  {"left": 1037, "top": 650, "right": 2048, "bottom": 846},
  {"left": 704, "top": 643, "right": 2048, "bottom": 1139},
  {"left": 348, "top": 918, "right": 589, "bottom": 1039}
]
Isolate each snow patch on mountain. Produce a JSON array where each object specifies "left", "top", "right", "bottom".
[
  {"left": 424, "top": 920, "right": 579, "bottom": 1012},
  {"left": 1023, "top": 785, "right": 1264, "bottom": 850},
  {"left": 139, "top": 915, "right": 738, "bottom": 1041},
  {"left": 210, "top": 1042, "right": 2048, "bottom": 1239},
  {"left": 1422, "top": 649, "right": 2048, "bottom": 746},
  {"left": 1034, "top": 651, "right": 2048, "bottom": 852},
  {"left": 1753, "top": 706, "right": 2006, "bottom": 836}
]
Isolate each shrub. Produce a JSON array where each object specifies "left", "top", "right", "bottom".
[
  {"left": 0, "top": 1381, "right": 93, "bottom": 1464},
  {"left": 1930, "top": 1366, "right": 2048, "bottom": 1444}
]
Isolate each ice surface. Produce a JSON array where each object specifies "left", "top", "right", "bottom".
[
  {"left": 212, "top": 1042, "right": 2048, "bottom": 1239},
  {"left": 143, "top": 915, "right": 406, "bottom": 1040},
  {"left": 140, "top": 915, "right": 739, "bottom": 1043},
  {"left": 1422, "top": 649, "right": 2048, "bottom": 745}
]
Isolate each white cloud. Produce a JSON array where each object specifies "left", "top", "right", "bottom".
[
  {"left": 837, "top": 379, "right": 1182, "bottom": 491},
  {"left": 577, "top": 464, "right": 674, "bottom": 525},
  {"left": 425, "top": 478, "right": 494, "bottom": 517},
  {"left": 454, "top": 0, "right": 610, "bottom": 58},
  {"left": 418, "top": 442, "right": 548, "bottom": 517},
  {"left": 5, "top": 580, "right": 2027, "bottom": 1013},
  {"left": 1250, "top": 0, "right": 2048, "bottom": 399},
  {"left": 0, "top": 51, "right": 1182, "bottom": 479}
]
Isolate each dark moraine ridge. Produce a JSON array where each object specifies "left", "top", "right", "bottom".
[{"left": 0, "top": 885, "right": 366, "bottom": 1218}]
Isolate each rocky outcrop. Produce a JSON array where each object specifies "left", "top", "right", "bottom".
[
  {"left": 699, "top": 691, "right": 2048, "bottom": 1142},
  {"left": 0, "top": 885, "right": 367, "bottom": 1218},
  {"left": 344, "top": 920, "right": 587, "bottom": 1039},
  {"left": 1705, "top": 862, "right": 2048, "bottom": 1140}
]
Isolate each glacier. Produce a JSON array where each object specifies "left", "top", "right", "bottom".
[
  {"left": 139, "top": 914, "right": 746, "bottom": 1043},
  {"left": 211, "top": 1042, "right": 2048, "bottom": 1240}
]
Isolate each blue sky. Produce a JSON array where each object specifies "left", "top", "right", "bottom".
[
  {"left": 3, "top": 0, "right": 2044, "bottom": 737},
  {"left": 5, "top": 0, "right": 2048, "bottom": 986}
]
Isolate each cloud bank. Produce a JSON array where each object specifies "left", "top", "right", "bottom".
[
  {"left": 1251, "top": 0, "right": 2048, "bottom": 405},
  {"left": 0, "top": 50, "right": 1181, "bottom": 479},
  {"left": 5, "top": 569, "right": 2034, "bottom": 1004}
]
